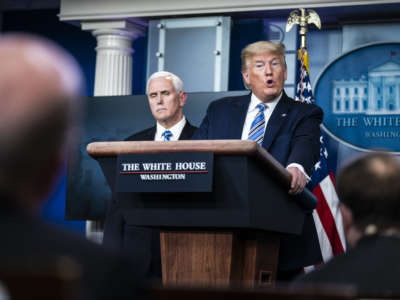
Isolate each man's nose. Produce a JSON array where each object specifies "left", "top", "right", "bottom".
[
  {"left": 264, "top": 64, "right": 272, "bottom": 75},
  {"left": 156, "top": 94, "right": 164, "bottom": 103}
]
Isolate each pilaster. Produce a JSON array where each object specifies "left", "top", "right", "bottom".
[{"left": 82, "top": 20, "right": 146, "bottom": 96}]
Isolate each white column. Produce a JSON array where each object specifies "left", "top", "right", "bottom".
[
  {"left": 82, "top": 20, "right": 146, "bottom": 96},
  {"left": 93, "top": 29, "right": 133, "bottom": 96},
  {"left": 81, "top": 20, "right": 146, "bottom": 243}
]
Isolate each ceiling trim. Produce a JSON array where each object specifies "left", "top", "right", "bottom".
[{"left": 59, "top": 0, "right": 400, "bottom": 21}]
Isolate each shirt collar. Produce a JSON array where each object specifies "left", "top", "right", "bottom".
[
  {"left": 156, "top": 116, "right": 186, "bottom": 140},
  {"left": 249, "top": 92, "right": 283, "bottom": 112}
]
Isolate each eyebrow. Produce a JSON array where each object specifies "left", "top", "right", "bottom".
[
  {"left": 253, "top": 57, "right": 280, "bottom": 63},
  {"left": 149, "top": 89, "right": 171, "bottom": 96}
]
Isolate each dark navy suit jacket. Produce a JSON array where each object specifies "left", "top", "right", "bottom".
[
  {"left": 0, "top": 205, "right": 145, "bottom": 300},
  {"left": 103, "top": 121, "right": 197, "bottom": 280},
  {"left": 295, "top": 235, "right": 400, "bottom": 294},
  {"left": 124, "top": 120, "right": 197, "bottom": 142},
  {"left": 192, "top": 92, "right": 323, "bottom": 271}
]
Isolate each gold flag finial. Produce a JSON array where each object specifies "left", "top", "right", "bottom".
[{"left": 286, "top": 8, "right": 321, "bottom": 49}]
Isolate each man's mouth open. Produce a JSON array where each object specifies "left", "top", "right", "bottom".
[{"left": 266, "top": 79, "right": 274, "bottom": 87}]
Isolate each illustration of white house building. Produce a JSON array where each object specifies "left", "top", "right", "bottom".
[{"left": 332, "top": 60, "right": 400, "bottom": 114}]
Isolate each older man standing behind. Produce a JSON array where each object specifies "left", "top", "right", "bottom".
[
  {"left": 193, "top": 41, "right": 323, "bottom": 280},
  {"left": 125, "top": 71, "right": 197, "bottom": 141},
  {"left": 103, "top": 71, "right": 197, "bottom": 280}
]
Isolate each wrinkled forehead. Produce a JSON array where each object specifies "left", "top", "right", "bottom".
[{"left": 246, "top": 51, "right": 284, "bottom": 64}]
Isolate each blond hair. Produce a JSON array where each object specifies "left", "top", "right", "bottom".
[{"left": 241, "top": 41, "right": 286, "bottom": 72}]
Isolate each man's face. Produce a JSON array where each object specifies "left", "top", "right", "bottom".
[
  {"left": 147, "top": 77, "right": 187, "bottom": 128},
  {"left": 242, "top": 52, "right": 287, "bottom": 102}
]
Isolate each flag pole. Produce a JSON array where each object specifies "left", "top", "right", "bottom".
[
  {"left": 286, "top": 8, "right": 346, "bottom": 264},
  {"left": 286, "top": 8, "right": 321, "bottom": 74},
  {"left": 286, "top": 8, "right": 321, "bottom": 49}
]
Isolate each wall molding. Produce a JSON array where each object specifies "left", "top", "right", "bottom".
[{"left": 59, "top": 0, "right": 400, "bottom": 21}]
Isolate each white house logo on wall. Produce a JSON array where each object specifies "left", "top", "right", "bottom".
[{"left": 315, "top": 42, "right": 400, "bottom": 152}]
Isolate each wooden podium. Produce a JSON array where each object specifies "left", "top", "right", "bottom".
[{"left": 87, "top": 140, "right": 316, "bottom": 287}]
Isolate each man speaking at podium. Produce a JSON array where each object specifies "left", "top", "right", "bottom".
[
  {"left": 103, "top": 71, "right": 197, "bottom": 280},
  {"left": 192, "top": 41, "right": 323, "bottom": 280}
]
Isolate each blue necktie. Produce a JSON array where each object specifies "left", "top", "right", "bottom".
[
  {"left": 248, "top": 103, "right": 267, "bottom": 146},
  {"left": 162, "top": 130, "right": 173, "bottom": 141}
]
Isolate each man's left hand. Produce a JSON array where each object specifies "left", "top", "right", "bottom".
[{"left": 287, "top": 166, "right": 307, "bottom": 195}]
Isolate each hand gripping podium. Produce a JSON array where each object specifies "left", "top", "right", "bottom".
[{"left": 87, "top": 140, "right": 316, "bottom": 287}]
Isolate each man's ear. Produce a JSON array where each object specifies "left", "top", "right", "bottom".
[
  {"left": 21, "top": 151, "right": 65, "bottom": 215},
  {"left": 283, "top": 65, "right": 287, "bottom": 81},
  {"left": 35, "top": 152, "right": 65, "bottom": 207},
  {"left": 242, "top": 71, "right": 250, "bottom": 87},
  {"left": 339, "top": 203, "right": 360, "bottom": 248},
  {"left": 339, "top": 203, "right": 353, "bottom": 230},
  {"left": 179, "top": 92, "right": 187, "bottom": 107}
]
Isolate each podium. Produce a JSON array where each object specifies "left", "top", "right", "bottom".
[{"left": 87, "top": 140, "right": 316, "bottom": 287}]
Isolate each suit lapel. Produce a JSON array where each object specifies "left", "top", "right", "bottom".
[
  {"left": 148, "top": 126, "right": 157, "bottom": 140},
  {"left": 229, "top": 94, "right": 251, "bottom": 139},
  {"left": 262, "top": 93, "right": 292, "bottom": 150},
  {"left": 178, "top": 122, "right": 194, "bottom": 140}
]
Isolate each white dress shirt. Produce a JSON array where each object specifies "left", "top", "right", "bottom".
[
  {"left": 241, "top": 93, "right": 310, "bottom": 179},
  {"left": 241, "top": 93, "right": 282, "bottom": 140},
  {"left": 154, "top": 116, "right": 187, "bottom": 141}
]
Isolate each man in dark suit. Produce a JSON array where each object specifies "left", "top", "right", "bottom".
[
  {"left": 103, "top": 71, "right": 197, "bottom": 280},
  {"left": 0, "top": 34, "right": 145, "bottom": 300},
  {"left": 295, "top": 152, "right": 400, "bottom": 294},
  {"left": 193, "top": 41, "right": 323, "bottom": 280}
]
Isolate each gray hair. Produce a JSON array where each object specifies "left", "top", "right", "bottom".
[{"left": 146, "top": 71, "right": 184, "bottom": 94}]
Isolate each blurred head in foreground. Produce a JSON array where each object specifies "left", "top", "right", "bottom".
[
  {"left": 337, "top": 151, "right": 400, "bottom": 247},
  {"left": 0, "top": 33, "right": 83, "bottom": 214}
]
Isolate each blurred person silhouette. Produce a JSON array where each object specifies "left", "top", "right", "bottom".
[
  {"left": 0, "top": 33, "right": 146, "bottom": 300},
  {"left": 295, "top": 151, "right": 400, "bottom": 294}
]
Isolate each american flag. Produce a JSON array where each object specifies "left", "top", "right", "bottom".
[{"left": 295, "top": 48, "right": 346, "bottom": 264}]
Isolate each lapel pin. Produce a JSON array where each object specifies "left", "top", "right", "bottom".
[{"left": 281, "top": 113, "right": 287, "bottom": 117}]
